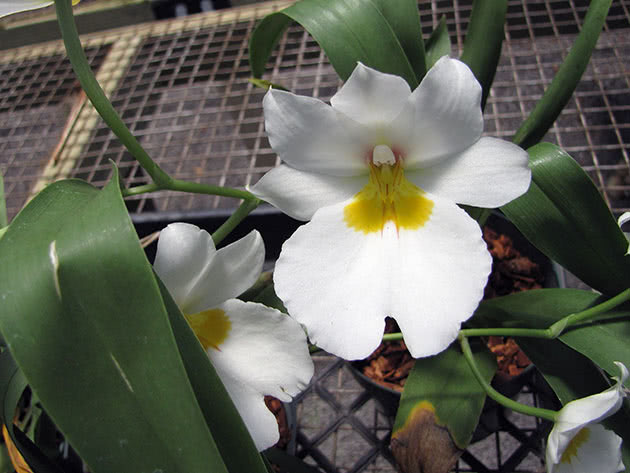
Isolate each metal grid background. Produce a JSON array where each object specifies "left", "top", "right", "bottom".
[
  {"left": 0, "top": 0, "right": 629, "bottom": 218},
  {"left": 0, "top": 2, "right": 629, "bottom": 472}
]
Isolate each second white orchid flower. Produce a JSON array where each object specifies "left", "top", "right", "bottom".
[
  {"left": 546, "top": 361, "right": 628, "bottom": 473},
  {"left": 153, "top": 223, "right": 314, "bottom": 451},
  {"left": 252, "top": 57, "right": 531, "bottom": 360}
]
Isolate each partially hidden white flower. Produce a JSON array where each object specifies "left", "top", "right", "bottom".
[
  {"left": 0, "top": 0, "right": 79, "bottom": 19},
  {"left": 546, "top": 361, "right": 628, "bottom": 473},
  {"left": 617, "top": 212, "right": 630, "bottom": 255},
  {"left": 251, "top": 57, "right": 531, "bottom": 360},
  {"left": 153, "top": 223, "right": 314, "bottom": 451}
]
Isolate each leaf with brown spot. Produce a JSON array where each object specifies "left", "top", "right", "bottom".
[
  {"left": 391, "top": 402, "right": 461, "bottom": 473},
  {"left": 391, "top": 343, "right": 496, "bottom": 473}
]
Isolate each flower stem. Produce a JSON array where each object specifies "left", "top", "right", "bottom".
[
  {"left": 548, "top": 288, "right": 630, "bottom": 336},
  {"left": 459, "top": 335, "right": 558, "bottom": 422},
  {"left": 212, "top": 199, "right": 261, "bottom": 246},
  {"left": 53, "top": 0, "right": 171, "bottom": 188}
]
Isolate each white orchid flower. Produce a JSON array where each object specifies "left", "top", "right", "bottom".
[
  {"left": 251, "top": 57, "right": 531, "bottom": 360},
  {"left": 546, "top": 361, "right": 628, "bottom": 473},
  {"left": 617, "top": 212, "right": 630, "bottom": 255},
  {"left": 153, "top": 223, "right": 314, "bottom": 451},
  {"left": 0, "top": 0, "right": 79, "bottom": 18}
]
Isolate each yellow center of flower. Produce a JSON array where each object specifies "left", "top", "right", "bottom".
[
  {"left": 344, "top": 145, "right": 433, "bottom": 234},
  {"left": 185, "top": 309, "right": 231, "bottom": 351},
  {"left": 560, "top": 427, "right": 590, "bottom": 464}
]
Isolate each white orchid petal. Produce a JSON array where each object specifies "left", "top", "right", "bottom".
[
  {"left": 405, "top": 137, "right": 531, "bottom": 207},
  {"left": 209, "top": 299, "right": 313, "bottom": 402},
  {"left": 219, "top": 380, "right": 280, "bottom": 451},
  {"left": 184, "top": 230, "right": 265, "bottom": 313},
  {"left": 617, "top": 212, "right": 630, "bottom": 255},
  {"left": 274, "top": 195, "right": 491, "bottom": 360},
  {"left": 547, "top": 424, "right": 624, "bottom": 473},
  {"left": 154, "top": 223, "right": 217, "bottom": 311},
  {"left": 154, "top": 225, "right": 264, "bottom": 313},
  {"left": 250, "top": 164, "right": 366, "bottom": 221},
  {"left": 390, "top": 56, "right": 483, "bottom": 166},
  {"left": 274, "top": 201, "right": 390, "bottom": 360},
  {"left": 387, "top": 196, "right": 492, "bottom": 357},
  {"left": 330, "top": 62, "right": 412, "bottom": 127},
  {"left": 263, "top": 88, "right": 369, "bottom": 176}
]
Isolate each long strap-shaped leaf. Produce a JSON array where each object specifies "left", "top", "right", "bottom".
[
  {"left": 460, "top": 0, "right": 508, "bottom": 110},
  {"left": 513, "top": 0, "right": 612, "bottom": 148},
  {"left": 0, "top": 174, "right": 229, "bottom": 473},
  {"left": 249, "top": 0, "right": 422, "bottom": 87},
  {"left": 502, "top": 143, "right": 630, "bottom": 296}
]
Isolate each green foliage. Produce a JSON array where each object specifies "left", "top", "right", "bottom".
[
  {"left": 513, "top": 0, "right": 612, "bottom": 148},
  {"left": 393, "top": 343, "right": 495, "bottom": 449},
  {"left": 460, "top": 0, "right": 508, "bottom": 110},
  {"left": 502, "top": 143, "right": 630, "bottom": 296},
  {"left": 0, "top": 172, "right": 263, "bottom": 473},
  {"left": 249, "top": 0, "right": 424, "bottom": 88},
  {"left": 424, "top": 16, "right": 451, "bottom": 69}
]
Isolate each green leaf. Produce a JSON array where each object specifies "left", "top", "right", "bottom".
[
  {"left": 501, "top": 143, "right": 630, "bottom": 296},
  {"left": 0, "top": 174, "right": 229, "bottom": 473},
  {"left": 460, "top": 0, "right": 507, "bottom": 110},
  {"left": 425, "top": 16, "right": 451, "bottom": 69},
  {"left": 513, "top": 0, "right": 612, "bottom": 148},
  {"left": 158, "top": 278, "right": 268, "bottom": 473},
  {"left": 392, "top": 343, "right": 495, "bottom": 451},
  {"left": 368, "top": 0, "right": 426, "bottom": 80},
  {"left": 249, "top": 0, "right": 419, "bottom": 87},
  {"left": 474, "top": 288, "right": 630, "bottom": 382}
]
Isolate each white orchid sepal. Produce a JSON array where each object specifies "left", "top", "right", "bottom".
[
  {"left": 252, "top": 58, "right": 531, "bottom": 360},
  {"left": 153, "top": 223, "right": 314, "bottom": 451},
  {"left": 545, "top": 361, "right": 628, "bottom": 473}
]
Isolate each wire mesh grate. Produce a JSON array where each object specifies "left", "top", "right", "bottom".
[
  {"left": 0, "top": 45, "right": 109, "bottom": 218},
  {"left": 1, "top": 0, "right": 624, "bottom": 220}
]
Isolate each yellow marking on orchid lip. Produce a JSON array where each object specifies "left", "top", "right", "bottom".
[
  {"left": 560, "top": 427, "right": 590, "bottom": 464},
  {"left": 185, "top": 308, "right": 231, "bottom": 351},
  {"left": 344, "top": 159, "right": 433, "bottom": 234}
]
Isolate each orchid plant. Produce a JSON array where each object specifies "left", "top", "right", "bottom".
[{"left": 0, "top": 0, "right": 628, "bottom": 473}]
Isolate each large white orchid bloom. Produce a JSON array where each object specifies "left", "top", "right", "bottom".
[
  {"left": 546, "top": 361, "right": 628, "bottom": 473},
  {"left": 153, "top": 223, "right": 314, "bottom": 451},
  {"left": 0, "top": 0, "right": 79, "bottom": 18},
  {"left": 617, "top": 212, "right": 630, "bottom": 255},
  {"left": 251, "top": 57, "right": 531, "bottom": 360}
]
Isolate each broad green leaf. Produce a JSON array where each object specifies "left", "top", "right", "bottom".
[
  {"left": 391, "top": 343, "right": 495, "bottom": 473},
  {"left": 158, "top": 279, "right": 268, "bottom": 473},
  {"left": 0, "top": 174, "right": 229, "bottom": 473},
  {"left": 460, "top": 0, "right": 507, "bottom": 110},
  {"left": 501, "top": 143, "right": 630, "bottom": 296},
  {"left": 513, "top": 0, "right": 612, "bottom": 148},
  {"left": 0, "top": 172, "right": 6, "bottom": 228},
  {"left": 474, "top": 288, "right": 630, "bottom": 382},
  {"left": 249, "top": 0, "right": 419, "bottom": 87},
  {"left": 0, "top": 351, "right": 63, "bottom": 473},
  {"left": 517, "top": 337, "right": 630, "bottom": 471},
  {"left": 425, "top": 16, "right": 451, "bottom": 69}
]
